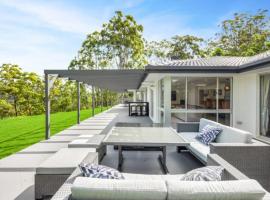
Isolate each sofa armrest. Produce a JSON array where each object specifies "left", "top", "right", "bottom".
[
  {"left": 207, "top": 154, "right": 249, "bottom": 181},
  {"left": 209, "top": 143, "right": 270, "bottom": 191},
  {"left": 176, "top": 122, "right": 199, "bottom": 133}
]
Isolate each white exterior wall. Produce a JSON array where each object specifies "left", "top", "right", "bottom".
[
  {"left": 147, "top": 80, "right": 160, "bottom": 123},
  {"left": 233, "top": 73, "right": 260, "bottom": 136},
  {"left": 163, "top": 76, "right": 172, "bottom": 126}
]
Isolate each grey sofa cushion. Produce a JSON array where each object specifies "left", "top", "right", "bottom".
[
  {"left": 71, "top": 177, "right": 167, "bottom": 200},
  {"left": 216, "top": 124, "right": 252, "bottom": 143},
  {"left": 167, "top": 179, "right": 266, "bottom": 200}
]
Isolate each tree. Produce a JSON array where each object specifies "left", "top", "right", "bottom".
[
  {"left": 145, "top": 35, "right": 205, "bottom": 61},
  {"left": 209, "top": 9, "right": 270, "bottom": 56},
  {"left": 0, "top": 99, "right": 13, "bottom": 118},
  {"left": 169, "top": 35, "right": 205, "bottom": 59},
  {"left": 71, "top": 11, "right": 146, "bottom": 70},
  {"left": 0, "top": 64, "right": 24, "bottom": 116},
  {"left": 101, "top": 11, "right": 146, "bottom": 69},
  {"left": 0, "top": 64, "right": 45, "bottom": 116}
]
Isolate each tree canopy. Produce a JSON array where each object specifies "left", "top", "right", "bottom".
[
  {"left": 1, "top": 9, "right": 270, "bottom": 119},
  {"left": 70, "top": 11, "right": 146, "bottom": 70},
  {"left": 210, "top": 9, "right": 270, "bottom": 56}
]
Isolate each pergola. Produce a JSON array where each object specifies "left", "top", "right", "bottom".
[{"left": 44, "top": 69, "right": 146, "bottom": 139}]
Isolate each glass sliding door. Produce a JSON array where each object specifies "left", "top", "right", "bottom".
[
  {"left": 260, "top": 74, "right": 270, "bottom": 138},
  {"left": 187, "top": 77, "right": 217, "bottom": 109},
  {"left": 171, "top": 77, "right": 186, "bottom": 109},
  {"left": 150, "top": 89, "right": 154, "bottom": 118},
  {"left": 171, "top": 76, "right": 232, "bottom": 127}
]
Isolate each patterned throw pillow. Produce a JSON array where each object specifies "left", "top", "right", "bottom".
[
  {"left": 181, "top": 166, "right": 224, "bottom": 181},
  {"left": 196, "top": 125, "right": 222, "bottom": 145},
  {"left": 79, "top": 163, "right": 125, "bottom": 179}
]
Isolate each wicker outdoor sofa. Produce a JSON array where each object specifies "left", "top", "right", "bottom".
[
  {"left": 177, "top": 118, "right": 270, "bottom": 191},
  {"left": 49, "top": 154, "right": 270, "bottom": 200}
]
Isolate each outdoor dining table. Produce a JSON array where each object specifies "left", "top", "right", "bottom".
[{"left": 103, "top": 127, "right": 189, "bottom": 174}]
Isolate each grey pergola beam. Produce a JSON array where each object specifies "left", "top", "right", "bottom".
[
  {"left": 92, "top": 86, "right": 95, "bottom": 116},
  {"left": 44, "top": 69, "right": 145, "bottom": 76}
]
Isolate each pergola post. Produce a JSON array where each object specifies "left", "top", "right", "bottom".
[
  {"left": 92, "top": 86, "right": 95, "bottom": 116},
  {"left": 77, "top": 81, "right": 80, "bottom": 124},
  {"left": 133, "top": 90, "right": 137, "bottom": 102},
  {"left": 45, "top": 73, "right": 58, "bottom": 139},
  {"left": 100, "top": 89, "right": 103, "bottom": 112},
  {"left": 45, "top": 73, "right": 50, "bottom": 140}
]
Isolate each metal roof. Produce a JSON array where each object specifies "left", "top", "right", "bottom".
[
  {"left": 44, "top": 51, "right": 270, "bottom": 92},
  {"left": 146, "top": 50, "right": 270, "bottom": 73},
  {"left": 44, "top": 69, "right": 146, "bottom": 92}
]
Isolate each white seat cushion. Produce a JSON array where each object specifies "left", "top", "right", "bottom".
[
  {"left": 167, "top": 179, "right": 266, "bottom": 200},
  {"left": 71, "top": 177, "right": 167, "bottom": 200},
  {"left": 179, "top": 132, "right": 198, "bottom": 143},
  {"left": 188, "top": 142, "right": 210, "bottom": 163}
]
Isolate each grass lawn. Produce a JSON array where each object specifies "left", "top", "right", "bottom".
[{"left": 0, "top": 107, "right": 110, "bottom": 159}]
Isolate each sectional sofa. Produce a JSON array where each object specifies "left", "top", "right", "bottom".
[
  {"left": 177, "top": 118, "right": 270, "bottom": 191},
  {"left": 51, "top": 154, "right": 269, "bottom": 200}
]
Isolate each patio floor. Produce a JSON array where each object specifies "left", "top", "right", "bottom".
[{"left": 0, "top": 105, "right": 202, "bottom": 200}]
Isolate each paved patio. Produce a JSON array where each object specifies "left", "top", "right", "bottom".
[{"left": 0, "top": 105, "right": 202, "bottom": 200}]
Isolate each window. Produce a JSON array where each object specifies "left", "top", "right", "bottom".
[
  {"left": 187, "top": 77, "right": 217, "bottom": 109},
  {"left": 171, "top": 77, "right": 232, "bottom": 126},
  {"left": 187, "top": 113, "right": 217, "bottom": 122},
  {"left": 171, "top": 77, "right": 186, "bottom": 109},
  {"left": 150, "top": 89, "right": 154, "bottom": 117},
  {"left": 219, "top": 78, "right": 231, "bottom": 110}
]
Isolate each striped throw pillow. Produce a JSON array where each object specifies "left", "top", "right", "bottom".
[
  {"left": 181, "top": 166, "right": 224, "bottom": 181},
  {"left": 79, "top": 163, "right": 124, "bottom": 179},
  {"left": 196, "top": 125, "right": 222, "bottom": 145}
]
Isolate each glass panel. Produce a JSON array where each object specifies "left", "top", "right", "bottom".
[
  {"left": 160, "top": 110, "right": 164, "bottom": 123},
  {"left": 150, "top": 89, "right": 154, "bottom": 117},
  {"left": 219, "top": 78, "right": 231, "bottom": 109},
  {"left": 171, "top": 113, "right": 186, "bottom": 129},
  {"left": 171, "top": 77, "right": 186, "bottom": 109},
  {"left": 160, "top": 79, "right": 164, "bottom": 108},
  {"left": 260, "top": 74, "right": 270, "bottom": 138},
  {"left": 218, "top": 113, "right": 230, "bottom": 126},
  {"left": 187, "top": 77, "right": 217, "bottom": 109},
  {"left": 187, "top": 113, "right": 217, "bottom": 122}
]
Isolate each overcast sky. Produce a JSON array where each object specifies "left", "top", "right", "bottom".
[{"left": 0, "top": 0, "right": 269, "bottom": 74}]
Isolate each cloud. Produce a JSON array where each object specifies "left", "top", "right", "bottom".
[{"left": 0, "top": 0, "right": 104, "bottom": 34}]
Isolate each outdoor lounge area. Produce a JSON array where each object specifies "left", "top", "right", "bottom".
[
  {"left": 1, "top": 105, "right": 270, "bottom": 200},
  {"left": 2, "top": 50, "right": 270, "bottom": 199}
]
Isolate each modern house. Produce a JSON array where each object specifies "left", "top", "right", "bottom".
[
  {"left": 44, "top": 51, "right": 270, "bottom": 143},
  {"left": 131, "top": 50, "right": 270, "bottom": 143}
]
